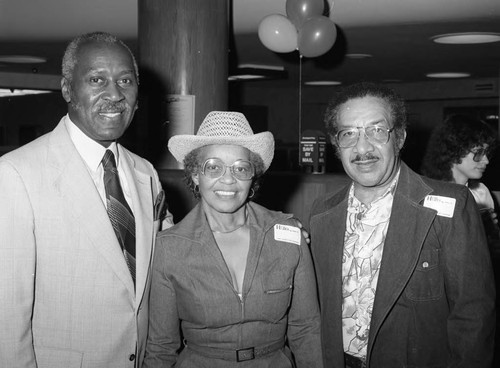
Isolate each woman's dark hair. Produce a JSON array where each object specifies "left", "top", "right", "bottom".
[
  {"left": 183, "top": 146, "right": 266, "bottom": 200},
  {"left": 421, "top": 114, "right": 497, "bottom": 182}
]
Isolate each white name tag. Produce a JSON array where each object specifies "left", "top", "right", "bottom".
[
  {"left": 423, "top": 195, "right": 456, "bottom": 218},
  {"left": 274, "top": 224, "right": 301, "bottom": 245}
]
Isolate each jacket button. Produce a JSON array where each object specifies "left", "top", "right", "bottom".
[
  {"left": 422, "top": 262, "right": 429, "bottom": 268},
  {"left": 129, "top": 354, "right": 136, "bottom": 361}
]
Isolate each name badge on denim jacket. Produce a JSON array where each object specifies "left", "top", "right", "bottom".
[
  {"left": 274, "top": 224, "right": 301, "bottom": 245},
  {"left": 423, "top": 195, "right": 456, "bottom": 218}
]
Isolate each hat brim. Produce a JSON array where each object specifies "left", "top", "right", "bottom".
[{"left": 168, "top": 132, "right": 275, "bottom": 171}]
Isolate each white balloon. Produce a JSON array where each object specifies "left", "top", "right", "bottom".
[{"left": 258, "top": 14, "right": 298, "bottom": 53}]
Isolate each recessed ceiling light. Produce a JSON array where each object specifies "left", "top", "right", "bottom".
[
  {"left": 304, "top": 81, "right": 342, "bottom": 86},
  {"left": 228, "top": 75, "right": 266, "bottom": 81},
  {"left": 229, "top": 64, "right": 287, "bottom": 82},
  {"left": 0, "top": 88, "right": 53, "bottom": 97},
  {"left": 346, "top": 53, "right": 372, "bottom": 59},
  {"left": 431, "top": 32, "right": 500, "bottom": 44},
  {"left": 0, "top": 55, "right": 47, "bottom": 64},
  {"left": 426, "top": 72, "right": 471, "bottom": 78},
  {"left": 237, "top": 63, "right": 285, "bottom": 71}
]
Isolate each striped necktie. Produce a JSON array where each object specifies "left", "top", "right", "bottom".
[{"left": 102, "top": 149, "right": 136, "bottom": 288}]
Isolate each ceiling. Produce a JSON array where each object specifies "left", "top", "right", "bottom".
[{"left": 1, "top": 0, "right": 500, "bottom": 88}]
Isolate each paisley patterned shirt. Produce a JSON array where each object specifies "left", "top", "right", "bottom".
[{"left": 342, "top": 175, "right": 399, "bottom": 360}]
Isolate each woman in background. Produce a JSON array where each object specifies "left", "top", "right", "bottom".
[
  {"left": 143, "top": 111, "right": 322, "bottom": 368},
  {"left": 421, "top": 113, "right": 499, "bottom": 244}
]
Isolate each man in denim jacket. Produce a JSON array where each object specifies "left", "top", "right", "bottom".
[{"left": 309, "top": 82, "right": 495, "bottom": 368}]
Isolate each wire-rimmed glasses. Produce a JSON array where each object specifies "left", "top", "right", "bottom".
[
  {"left": 335, "top": 125, "right": 394, "bottom": 148},
  {"left": 201, "top": 158, "right": 255, "bottom": 181}
]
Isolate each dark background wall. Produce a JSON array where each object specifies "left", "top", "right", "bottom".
[
  {"left": 228, "top": 78, "right": 500, "bottom": 189},
  {"left": 1, "top": 77, "right": 498, "bottom": 191}
]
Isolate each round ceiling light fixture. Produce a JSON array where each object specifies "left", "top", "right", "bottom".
[
  {"left": 345, "top": 53, "right": 372, "bottom": 59},
  {"left": 0, "top": 55, "right": 47, "bottom": 64},
  {"left": 304, "top": 81, "right": 342, "bottom": 86},
  {"left": 426, "top": 72, "right": 471, "bottom": 78},
  {"left": 431, "top": 32, "right": 500, "bottom": 44}
]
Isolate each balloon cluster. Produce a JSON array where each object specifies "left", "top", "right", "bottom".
[{"left": 258, "top": 0, "right": 337, "bottom": 58}]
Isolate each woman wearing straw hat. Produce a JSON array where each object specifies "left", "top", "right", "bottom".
[{"left": 143, "top": 111, "right": 322, "bottom": 367}]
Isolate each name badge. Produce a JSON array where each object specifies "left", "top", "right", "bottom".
[
  {"left": 274, "top": 224, "right": 301, "bottom": 245},
  {"left": 423, "top": 195, "right": 456, "bottom": 218}
]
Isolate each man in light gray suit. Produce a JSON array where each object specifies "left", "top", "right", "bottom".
[{"left": 0, "top": 32, "right": 173, "bottom": 367}]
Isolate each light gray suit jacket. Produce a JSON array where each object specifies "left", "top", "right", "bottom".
[{"left": 0, "top": 117, "right": 173, "bottom": 368}]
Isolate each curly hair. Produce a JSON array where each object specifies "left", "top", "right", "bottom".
[
  {"left": 421, "top": 114, "right": 497, "bottom": 182},
  {"left": 324, "top": 82, "right": 407, "bottom": 154},
  {"left": 182, "top": 146, "right": 266, "bottom": 201},
  {"left": 62, "top": 31, "right": 139, "bottom": 84}
]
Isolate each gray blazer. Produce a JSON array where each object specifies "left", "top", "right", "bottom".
[{"left": 0, "top": 117, "right": 173, "bottom": 368}]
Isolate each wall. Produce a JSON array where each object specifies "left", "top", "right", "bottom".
[
  {"left": 229, "top": 77, "right": 500, "bottom": 188},
  {"left": 1, "top": 77, "right": 498, "bottom": 188},
  {"left": 1, "top": 77, "right": 498, "bottom": 222},
  {"left": 230, "top": 77, "right": 498, "bottom": 142},
  {"left": 0, "top": 92, "right": 66, "bottom": 155}
]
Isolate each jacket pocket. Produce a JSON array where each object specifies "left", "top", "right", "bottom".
[
  {"left": 405, "top": 249, "right": 444, "bottom": 301},
  {"left": 261, "top": 280, "right": 293, "bottom": 323}
]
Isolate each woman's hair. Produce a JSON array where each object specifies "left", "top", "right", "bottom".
[
  {"left": 183, "top": 146, "right": 266, "bottom": 200},
  {"left": 421, "top": 114, "right": 497, "bottom": 182},
  {"left": 324, "top": 82, "right": 407, "bottom": 153}
]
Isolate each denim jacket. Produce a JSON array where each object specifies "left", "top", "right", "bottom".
[
  {"left": 144, "top": 201, "right": 323, "bottom": 368},
  {"left": 310, "top": 162, "right": 495, "bottom": 368}
]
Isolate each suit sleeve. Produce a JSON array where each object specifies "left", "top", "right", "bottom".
[
  {"left": 443, "top": 188, "right": 496, "bottom": 367},
  {"left": 286, "top": 224, "right": 324, "bottom": 368},
  {"left": 143, "top": 236, "right": 180, "bottom": 368},
  {"left": 0, "top": 160, "right": 37, "bottom": 367}
]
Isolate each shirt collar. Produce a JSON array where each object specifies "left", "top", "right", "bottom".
[
  {"left": 64, "top": 114, "right": 118, "bottom": 172},
  {"left": 348, "top": 168, "right": 401, "bottom": 208}
]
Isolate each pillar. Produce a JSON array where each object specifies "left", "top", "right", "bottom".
[{"left": 137, "top": 0, "right": 228, "bottom": 168}]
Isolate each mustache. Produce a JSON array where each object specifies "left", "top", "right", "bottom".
[
  {"left": 351, "top": 153, "right": 379, "bottom": 163},
  {"left": 98, "top": 101, "right": 128, "bottom": 112}
]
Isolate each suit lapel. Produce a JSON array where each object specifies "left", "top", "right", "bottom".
[
  {"left": 315, "top": 189, "right": 349, "bottom": 356},
  {"left": 118, "top": 146, "right": 154, "bottom": 306},
  {"left": 368, "top": 164, "right": 436, "bottom": 358},
  {"left": 316, "top": 197, "right": 347, "bottom": 306},
  {"left": 327, "top": 206, "right": 347, "bottom": 305},
  {"left": 48, "top": 122, "right": 135, "bottom": 298}
]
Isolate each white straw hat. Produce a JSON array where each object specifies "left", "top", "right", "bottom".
[{"left": 168, "top": 111, "right": 275, "bottom": 171}]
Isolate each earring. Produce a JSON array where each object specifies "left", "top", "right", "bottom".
[{"left": 248, "top": 188, "right": 255, "bottom": 199}]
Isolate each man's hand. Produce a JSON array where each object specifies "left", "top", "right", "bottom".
[{"left": 295, "top": 219, "right": 311, "bottom": 245}]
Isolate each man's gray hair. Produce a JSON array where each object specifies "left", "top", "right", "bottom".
[{"left": 61, "top": 31, "right": 139, "bottom": 84}]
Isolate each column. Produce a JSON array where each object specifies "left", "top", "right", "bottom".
[{"left": 137, "top": 0, "right": 228, "bottom": 168}]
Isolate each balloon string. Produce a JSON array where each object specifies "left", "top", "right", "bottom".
[
  {"left": 326, "top": 0, "right": 334, "bottom": 16},
  {"left": 298, "top": 53, "right": 302, "bottom": 164}
]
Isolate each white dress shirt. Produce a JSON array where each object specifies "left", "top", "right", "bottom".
[
  {"left": 468, "top": 181, "right": 495, "bottom": 210},
  {"left": 63, "top": 114, "right": 135, "bottom": 214}
]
